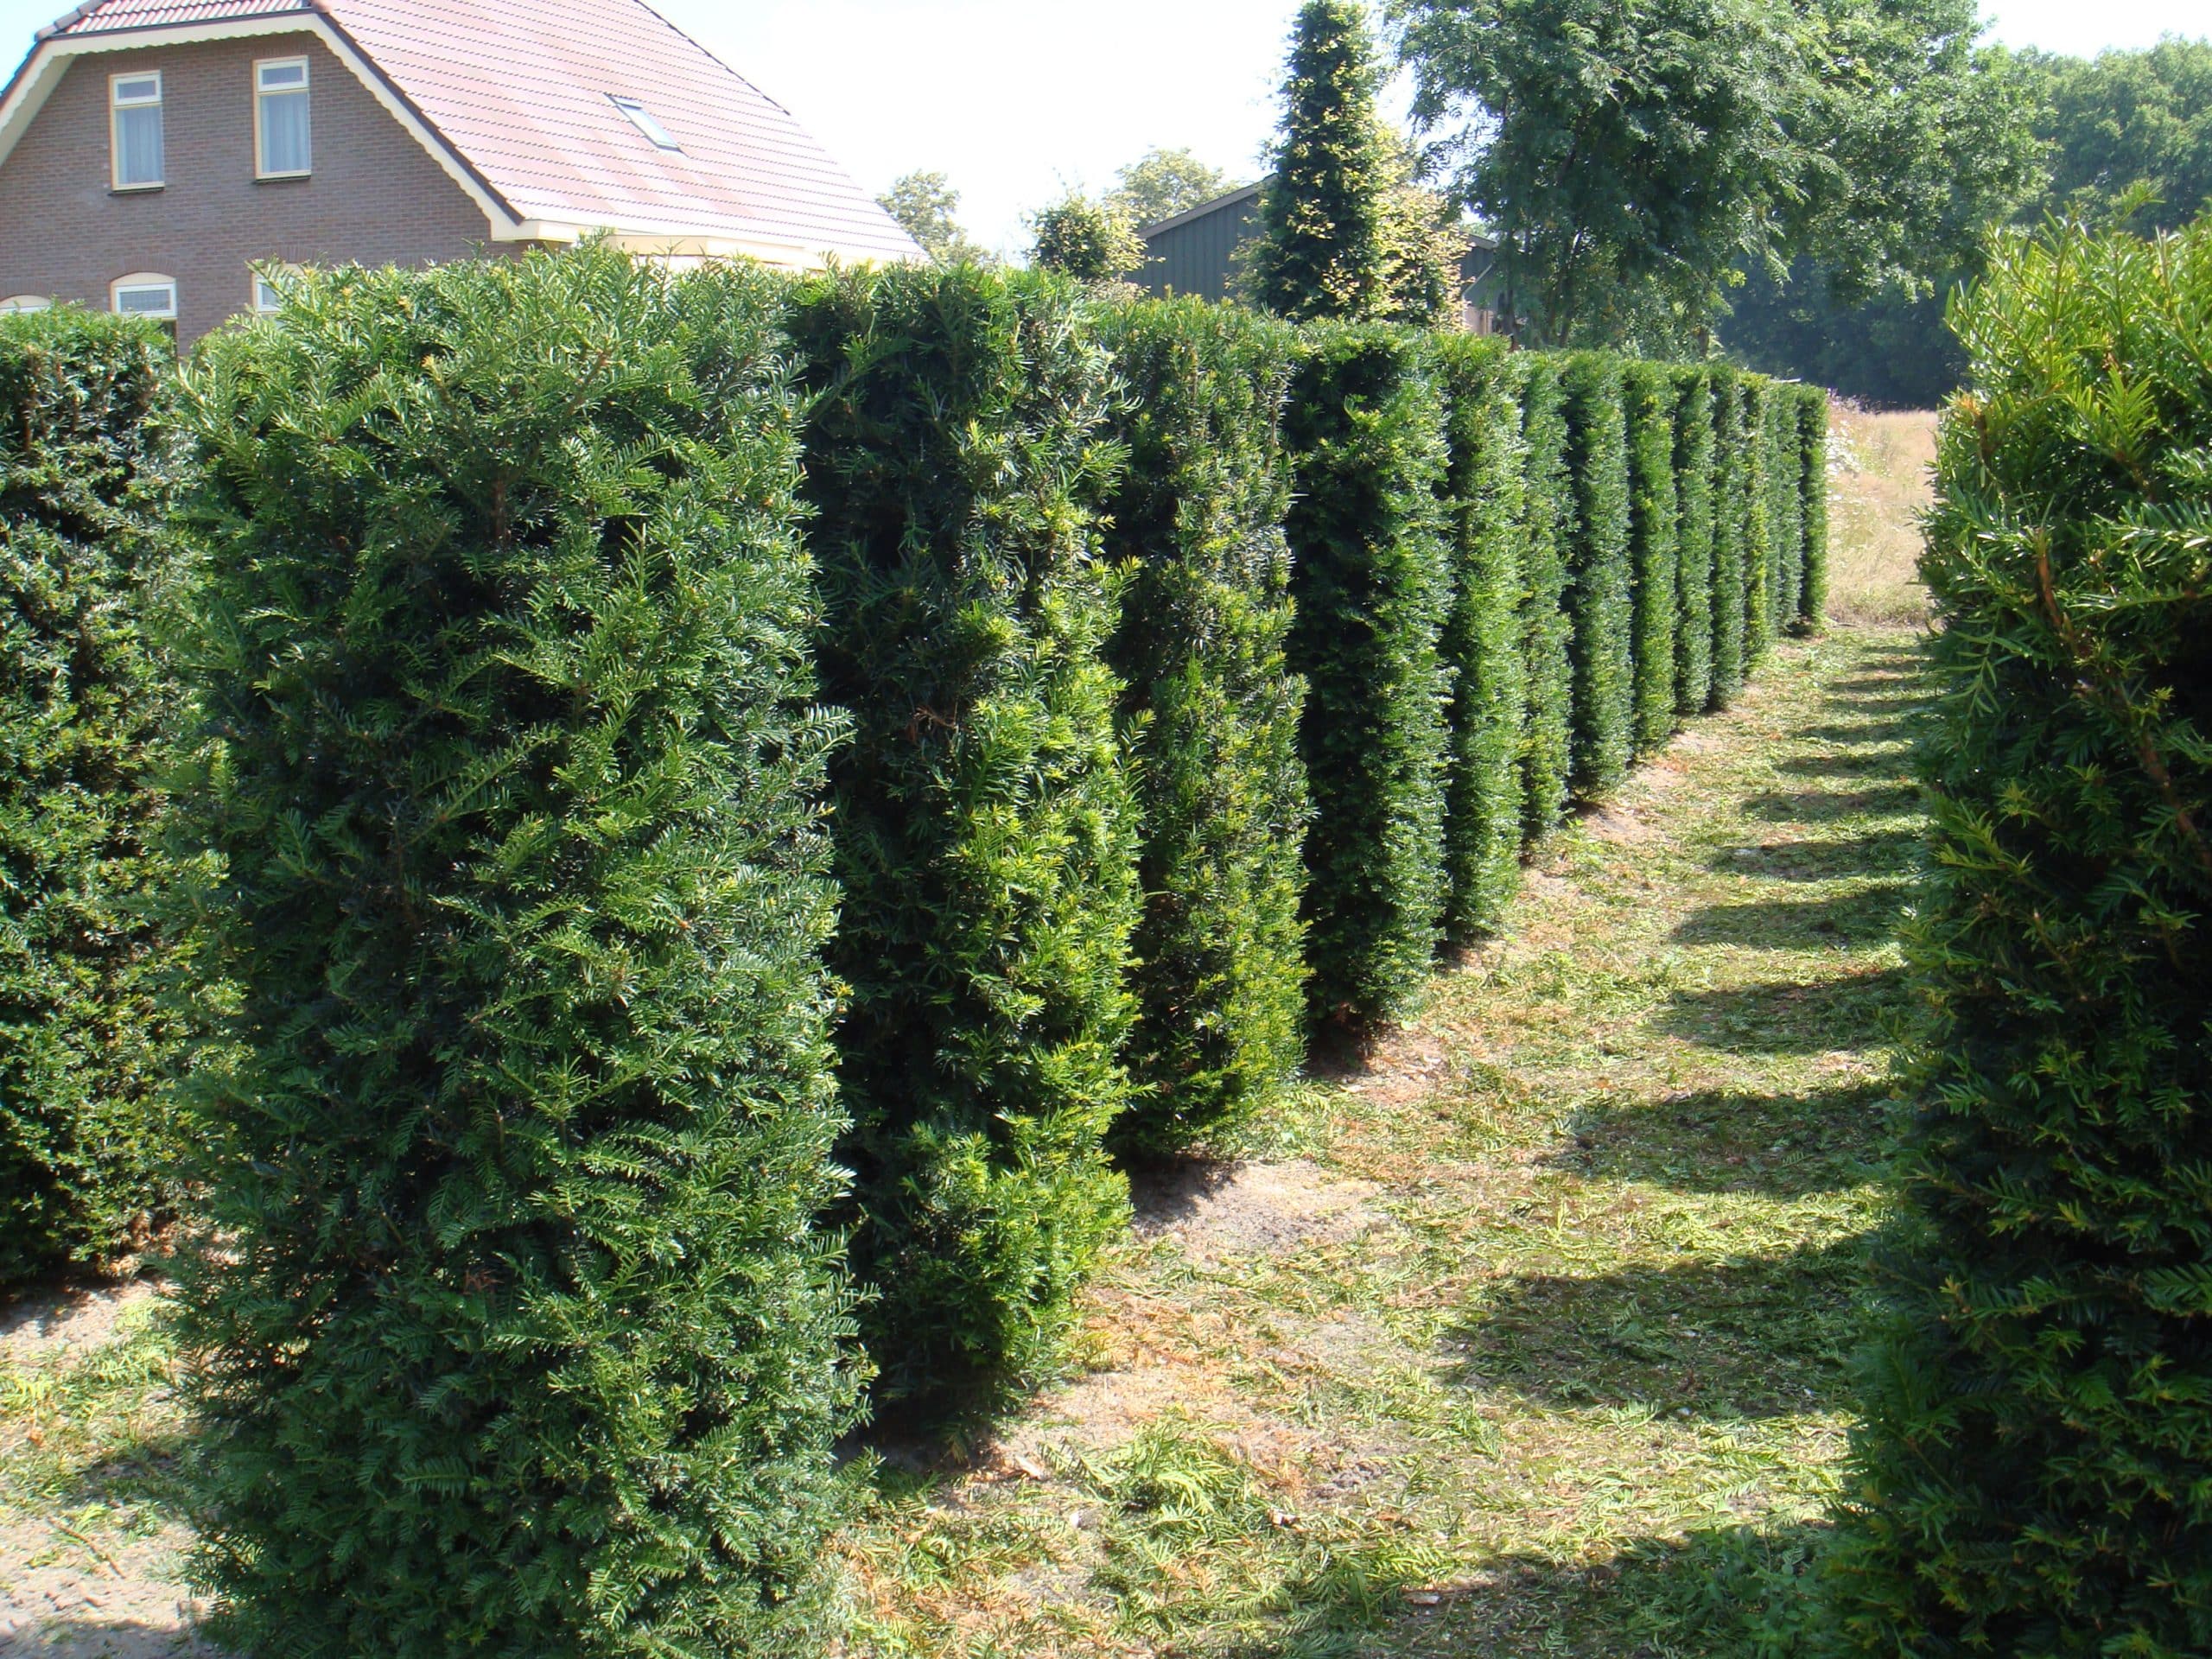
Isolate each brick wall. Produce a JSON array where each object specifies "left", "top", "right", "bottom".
[{"left": 0, "top": 30, "right": 509, "bottom": 342}]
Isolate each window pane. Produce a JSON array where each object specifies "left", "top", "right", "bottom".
[
  {"left": 260, "top": 90, "right": 310, "bottom": 175},
  {"left": 116, "top": 285, "right": 174, "bottom": 317},
  {"left": 115, "top": 103, "right": 162, "bottom": 186},
  {"left": 257, "top": 61, "right": 307, "bottom": 89},
  {"left": 113, "top": 74, "right": 159, "bottom": 104}
]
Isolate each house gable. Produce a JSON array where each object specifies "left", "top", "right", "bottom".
[{"left": 0, "top": 28, "right": 508, "bottom": 340}]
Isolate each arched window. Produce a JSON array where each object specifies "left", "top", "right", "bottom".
[
  {"left": 0, "top": 296, "right": 50, "bottom": 314},
  {"left": 110, "top": 272, "right": 177, "bottom": 321}
]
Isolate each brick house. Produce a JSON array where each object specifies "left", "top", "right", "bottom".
[{"left": 0, "top": 0, "right": 922, "bottom": 343}]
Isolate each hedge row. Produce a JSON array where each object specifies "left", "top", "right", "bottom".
[
  {"left": 0, "top": 308, "right": 191, "bottom": 1285},
  {"left": 1831, "top": 220, "right": 2212, "bottom": 1656},
  {"left": 3, "top": 253, "right": 1828, "bottom": 1653}
]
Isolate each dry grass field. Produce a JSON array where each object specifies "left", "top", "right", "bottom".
[{"left": 1823, "top": 404, "right": 1937, "bottom": 626}]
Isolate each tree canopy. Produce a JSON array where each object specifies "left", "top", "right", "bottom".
[
  {"left": 1030, "top": 194, "right": 1147, "bottom": 282},
  {"left": 1107, "top": 148, "right": 1239, "bottom": 228},
  {"left": 1726, "top": 34, "right": 2212, "bottom": 406},
  {"left": 1390, "top": 0, "right": 2039, "bottom": 351},
  {"left": 878, "top": 169, "right": 995, "bottom": 265}
]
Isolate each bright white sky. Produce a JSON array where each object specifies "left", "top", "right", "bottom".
[{"left": 0, "top": 0, "right": 2203, "bottom": 257}]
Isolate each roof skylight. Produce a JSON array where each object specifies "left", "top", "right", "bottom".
[{"left": 610, "top": 96, "right": 681, "bottom": 152}]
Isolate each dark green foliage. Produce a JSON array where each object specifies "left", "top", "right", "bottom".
[
  {"left": 0, "top": 308, "right": 188, "bottom": 1287},
  {"left": 1670, "top": 365, "right": 1718, "bottom": 717},
  {"left": 1434, "top": 333, "right": 1527, "bottom": 940},
  {"left": 1624, "top": 360, "right": 1680, "bottom": 753},
  {"left": 1516, "top": 354, "right": 1574, "bottom": 840},
  {"left": 790, "top": 264, "right": 1139, "bottom": 1406},
  {"left": 1249, "top": 0, "right": 1453, "bottom": 326},
  {"left": 1031, "top": 194, "right": 1146, "bottom": 283},
  {"left": 1283, "top": 323, "right": 1452, "bottom": 1032},
  {"left": 1831, "top": 220, "right": 2212, "bottom": 1657},
  {"left": 1559, "top": 353, "right": 1634, "bottom": 801},
  {"left": 1764, "top": 382, "right": 1806, "bottom": 632},
  {"left": 1707, "top": 367, "right": 1749, "bottom": 707},
  {"left": 1737, "top": 374, "right": 1776, "bottom": 672},
  {"left": 1796, "top": 385, "right": 1830, "bottom": 629},
  {"left": 168, "top": 251, "right": 860, "bottom": 1656},
  {"left": 1100, "top": 299, "right": 1308, "bottom": 1155}
]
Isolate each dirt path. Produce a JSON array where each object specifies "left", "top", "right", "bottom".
[{"left": 0, "top": 626, "right": 1926, "bottom": 1658}]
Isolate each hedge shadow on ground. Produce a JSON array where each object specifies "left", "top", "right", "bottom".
[
  {"left": 1441, "top": 1234, "right": 1871, "bottom": 1418},
  {"left": 1795, "top": 719, "right": 1920, "bottom": 747},
  {"left": 1742, "top": 785, "right": 1922, "bottom": 823},
  {"left": 1776, "top": 747, "right": 1909, "bottom": 779},
  {"left": 1657, "top": 968, "right": 1912, "bottom": 1055},
  {"left": 1355, "top": 1520, "right": 1835, "bottom": 1659},
  {"left": 1708, "top": 826, "right": 1923, "bottom": 881},
  {"left": 1669, "top": 882, "right": 1913, "bottom": 950},
  {"left": 1552, "top": 1078, "right": 1897, "bottom": 1199}
]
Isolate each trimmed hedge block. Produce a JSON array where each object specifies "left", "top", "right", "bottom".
[
  {"left": 170, "top": 250, "right": 861, "bottom": 1656},
  {"left": 791, "top": 264, "right": 1140, "bottom": 1407},
  {"left": 1707, "top": 367, "right": 1751, "bottom": 709},
  {"left": 1435, "top": 333, "right": 1528, "bottom": 941},
  {"left": 1796, "top": 385, "right": 1830, "bottom": 630},
  {"left": 1670, "top": 365, "right": 1717, "bottom": 719},
  {"left": 1284, "top": 322, "right": 1452, "bottom": 1033},
  {"left": 1516, "top": 355, "right": 1574, "bottom": 842},
  {"left": 0, "top": 308, "right": 188, "bottom": 1288},
  {"left": 1100, "top": 298, "right": 1309, "bottom": 1155},
  {"left": 1831, "top": 219, "right": 2212, "bottom": 1659},
  {"left": 1624, "top": 360, "right": 1680, "bottom": 754},
  {"left": 1738, "top": 375, "right": 1777, "bottom": 671},
  {"left": 1559, "top": 353, "right": 1634, "bottom": 802}
]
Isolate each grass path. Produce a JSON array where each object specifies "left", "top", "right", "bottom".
[
  {"left": 0, "top": 625, "right": 1928, "bottom": 1657},
  {"left": 842, "top": 625, "right": 1927, "bottom": 1657}
]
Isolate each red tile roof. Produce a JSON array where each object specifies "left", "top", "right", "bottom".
[
  {"left": 39, "top": 0, "right": 922, "bottom": 264},
  {"left": 46, "top": 0, "right": 308, "bottom": 36}
]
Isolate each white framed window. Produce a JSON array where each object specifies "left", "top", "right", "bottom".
[
  {"left": 251, "top": 262, "right": 301, "bottom": 314},
  {"left": 110, "top": 70, "right": 163, "bottom": 190},
  {"left": 255, "top": 57, "right": 311, "bottom": 178},
  {"left": 0, "top": 296, "right": 50, "bottom": 314},
  {"left": 111, "top": 273, "right": 177, "bottom": 321},
  {"left": 610, "top": 95, "right": 681, "bottom": 152}
]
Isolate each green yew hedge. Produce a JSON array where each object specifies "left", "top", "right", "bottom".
[
  {"left": 168, "top": 251, "right": 861, "bottom": 1656},
  {"left": 1624, "top": 360, "right": 1680, "bottom": 755},
  {"left": 1707, "top": 367, "right": 1751, "bottom": 708},
  {"left": 1796, "top": 385, "right": 1830, "bottom": 631},
  {"left": 1832, "top": 220, "right": 2212, "bottom": 1656},
  {"left": 1670, "top": 366, "right": 1718, "bottom": 718},
  {"left": 0, "top": 308, "right": 190, "bottom": 1287},
  {"left": 1560, "top": 353, "right": 1635, "bottom": 801},
  {"left": 0, "top": 252, "right": 1833, "bottom": 1605},
  {"left": 1100, "top": 298, "right": 1308, "bottom": 1155},
  {"left": 1435, "top": 334, "right": 1528, "bottom": 941},
  {"left": 791, "top": 264, "right": 1140, "bottom": 1407},
  {"left": 1516, "top": 354, "right": 1575, "bottom": 842},
  {"left": 1283, "top": 322, "right": 1453, "bottom": 1033}
]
